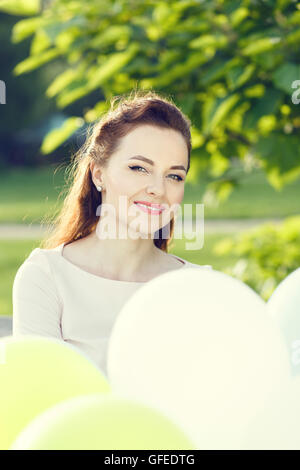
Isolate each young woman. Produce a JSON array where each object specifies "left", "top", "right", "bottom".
[{"left": 12, "top": 90, "right": 211, "bottom": 376}]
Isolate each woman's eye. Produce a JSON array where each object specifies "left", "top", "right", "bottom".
[
  {"left": 128, "top": 165, "right": 183, "bottom": 182},
  {"left": 170, "top": 174, "right": 183, "bottom": 182},
  {"left": 129, "top": 165, "right": 147, "bottom": 173}
]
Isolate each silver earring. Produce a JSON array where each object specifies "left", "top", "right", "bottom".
[{"left": 96, "top": 185, "right": 102, "bottom": 192}]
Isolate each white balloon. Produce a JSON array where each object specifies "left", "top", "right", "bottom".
[
  {"left": 241, "top": 377, "right": 300, "bottom": 449},
  {"left": 107, "top": 268, "right": 290, "bottom": 450},
  {"left": 267, "top": 268, "right": 300, "bottom": 377}
]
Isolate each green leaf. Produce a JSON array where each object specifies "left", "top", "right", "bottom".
[
  {"left": 13, "top": 49, "right": 61, "bottom": 75},
  {"left": 46, "top": 68, "right": 82, "bottom": 98},
  {"left": 41, "top": 117, "right": 85, "bottom": 154},
  {"left": 285, "top": 28, "right": 300, "bottom": 45},
  {"left": 176, "top": 92, "right": 195, "bottom": 115},
  {"left": 42, "top": 18, "right": 87, "bottom": 43},
  {"left": 185, "top": 149, "right": 210, "bottom": 185},
  {"left": 56, "top": 79, "right": 90, "bottom": 109},
  {"left": 84, "top": 100, "right": 111, "bottom": 123},
  {"left": 205, "top": 94, "right": 240, "bottom": 134},
  {"left": 30, "top": 29, "right": 52, "bottom": 55},
  {"left": 199, "top": 58, "right": 239, "bottom": 86},
  {"left": 230, "top": 7, "right": 249, "bottom": 27},
  {"left": 141, "top": 50, "right": 208, "bottom": 88},
  {"left": 226, "top": 63, "right": 256, "bottom": 90},
  {"left": 243, "top": 88, "right": 282, "bottom": 129},
  {"left": 89, "top": 25, "right": 131, "bottom": 49},
  {"left": 55, "top": 26, "right": 81, "bottom": 52},
  {"left": 12, "top": 17, "right": 43, "bottom": 43},
  {"left": 152, "top": 3, "right": 171, "bottom": 23},
  {"left": 189, "top": 34, "right": 227, "bottom": 50},
  {"left": 241, "top": 37, "right": 281, "bottom": 56},
  {"left": 87, "top": 42, "right": 140, "bottom": 90},
  {"left": 254, "top": 134, "right": 300, "bottom": 188},
  {"left": 273, "top": 63, "right": 300, "bottom": 94},
  {"left": 244, "top": 84, "right": 265, "bottom": 98},
  {"left": 209, "top": 152, "right": 230, "bottom": 177},
  {"left": 190, "top": 126, "right": 205, "bottom": 149},
  {"left": 203, "top": 179, "right": 236, "bottom": 205},
  {"left": 0, "top": 0, "right": 40, "bottom": 15},
  {"left": 151, "top": 3, "right": 180, "bottom": 35},
  {"left": 56, "top": 43, "right": 139, "bottom": 108},
  {"left": 155, "top": 50, "right": 182, "bottom": 72}
]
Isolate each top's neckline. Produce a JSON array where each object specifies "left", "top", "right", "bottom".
[{"left": 56, "top": 242, "right": 187, "bottom": 284}]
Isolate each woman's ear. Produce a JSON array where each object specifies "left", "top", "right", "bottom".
[{"left": 90, "top": 161, "right": 103, "bottom": 187}]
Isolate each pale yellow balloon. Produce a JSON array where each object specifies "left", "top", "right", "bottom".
[
  {"left": 241, "top": 377, "right": 300, "bottom": 449},
  {"left": 10, "top": 393, "right": 196, "bottom": 450},
  {"left": 0, "top": 335, "right": 110, "bottom": 450}
]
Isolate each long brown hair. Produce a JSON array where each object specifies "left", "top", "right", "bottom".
[{"left": 40, "top": 90, "right": 192, "bottom": 252}]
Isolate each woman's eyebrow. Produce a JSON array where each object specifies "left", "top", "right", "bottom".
[{"left": 129, "top": 155, "right": 187, "bottom": 173}]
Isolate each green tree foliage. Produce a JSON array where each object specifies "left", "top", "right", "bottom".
[
  {"left": 1, "top": 0, "right": 300, "bottom": 199},
  {"left": 214, "top": 216, "right": 300, "bottom": 300}
]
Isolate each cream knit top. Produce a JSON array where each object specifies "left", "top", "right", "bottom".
[{"left": 12, "top": 242, "right": 212, "bottom": 376}]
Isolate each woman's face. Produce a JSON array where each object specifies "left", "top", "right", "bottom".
[{"left": 93, "top": 124, "right": 188, "bottom": 239}]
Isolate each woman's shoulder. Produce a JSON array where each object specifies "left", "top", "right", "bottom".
[
  {"left": 13, "top": 245, "right": 63, "bottom": 336},
  {"left": 16, "top": 243, "right": 63, "bottom": 278}
]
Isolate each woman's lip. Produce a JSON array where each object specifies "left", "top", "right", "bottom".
[
  {"left": 134, "top": 202, "right": 165, "bottom": 214},
  {"left": 134, "top": 201, "right": 165, "bottom": 210}
]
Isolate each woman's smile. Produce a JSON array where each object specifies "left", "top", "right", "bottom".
[{"left": 134, "top": 201, "right": 165, "bottom": 215}]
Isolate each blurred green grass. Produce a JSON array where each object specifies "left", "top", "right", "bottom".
[
  {"left": 0, "top": 165, "right": 299, "bottom": 224},
  {"left": 0, "top": 239, "right": 41, "bottom": 317},
  {"left": 0, "top": 165, "right": 66, "bottom": 224},
  {"left": 0, "top": 234, "right": 238, "bottom": 316}
]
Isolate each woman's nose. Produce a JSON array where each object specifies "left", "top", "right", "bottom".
[{"left": 146, "top": 178, "right": 165, "bottom": 197}]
